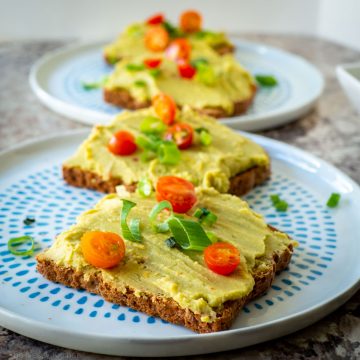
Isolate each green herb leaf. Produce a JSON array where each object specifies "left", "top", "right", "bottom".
[
  {"left": 23, "top": 217, "right": 36, "bottom": 226},
  {"left": 191, "top": 58, "right": 209, "bottom": 68},
  {"left": 327, "top": 193, "right": 341, "bottom": 208},
  {"left": 140, "top": 116, "right": 167, "bottom": 135},
  {"left": 137, "top": 177, "right": 153, "bottom": 197},
  {"left": 167, "top": 217, "right": 212, "bottom": 251},
  {"left": 8, "top": 236, "right": 35, "bottom": 256},
  {"left": 120, "top": 199, "right": 142, "bottom": 242},
  {"left": 157, "top": 141, "right": 181, "bottom": 165},
  {"left": 134, "top": 80, "right": 147, "bottom": 87},
  {"left": 126, "top": 63, "right": 146, "bottom": 71},
  {"left": 162, "top": 21, "right": 183, "bottom": 38},
  {"left": 82, "top": 75, "right": 109, "bottom": 90},
  {"left": 270, "top": 194, "right": 288, "bottom": 212},
  {"left": 255, "top": 74, "right": 278, "bottom": 87},
  {"left": 149, "top": 200, "right": 173, "bottom": 233},
  {"left": 149, "top": 68, "right": 161, "bottom": 77}
]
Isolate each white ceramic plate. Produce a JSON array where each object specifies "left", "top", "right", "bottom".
[
  {"left": 0, "top": 131, "right": 359, "bottom": 357},
  {"left": 29, "top": 40, "right": 324, "bottom": 131}
]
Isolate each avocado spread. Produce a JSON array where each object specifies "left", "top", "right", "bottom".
[
  {"left": 105, "top": 41, "right": 255, "bottom": 115},
  {"left": 64, "top": 107, "right": 269, "bottom": 193},
  {"left": 43, "top": 187, "right": 293, "bottom": 322},
  {"left": 104, "top": 22, "right": 233, "bottom": 63}
]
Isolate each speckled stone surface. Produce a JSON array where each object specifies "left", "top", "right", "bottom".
[{"left": 0, "top": 35, "right": 359, "bottom": 359}]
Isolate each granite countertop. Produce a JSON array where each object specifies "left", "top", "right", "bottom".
[{"left": 0, "top": 35, "right": 359, "bottom": 359}]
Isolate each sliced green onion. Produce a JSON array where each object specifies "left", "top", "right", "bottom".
[
  {"left": 120, "top": 199, "right": 142, "bottom": 242},
  {"left": 140, "top": 150, "right": 156, "bottom": 163},
  {"left": 195, "top": 63, "right": 216, "bottom": 85},
  {"left": 270, "top": 194, "right": 288, "bottom": 212},
  {"left": 206, "top": 231, "right": 218, "bottom": 244},
  {"left": 194, "top": 30, "right": 216, "bottom": 40},
  {"left": 137, "top": 177, "right": 153, "bottom": 197},
  {"left": 135, "top": 134, "right": 160, "bottom": 152},
  {"left": 157, "top": 141, "right": 181, "bottom": 165},
  {"left": 327, "top": 193, "right": 341, "bottom": 208},
  {"left": 200, "top": 130, "right": 212, "bottom": 146},
  {"left": 193, "top": 207, "right": 217, "bottom": 226},
  {"left": 191, "top": 58, "right": 209, "bottom": 68},
  {"left": 23, "top": 217, "right": 36, "bottom": 226},
  {"left": 7, "top": 236, "right": 35, "bottom": 256},
  {"left": 134, "top": 80, "right": 147, "bottom": 87},
  {"left": 140, "top": 116, "right": 167, "bottom": 135},
  {"left": 162, "top": 21, "right": 183, "bottom": 38},
  {"left": 82, "top": 76, "right": 109, "bottom": 90},
  {"left": 126, "top": 63, "right": 145, "bottom": 71},
  {"left": 167, "top": 217, "right": 212, "bottom": 251},
  {"left": 149, "top": 200, "right": 173, "bottom": 233},
  {"left": 255, "top": 75, "right": 278, "bottom": 87},
  {"left": 194, "top": 208, "right": 205, "bottom": 218},
  {"left": 149, "top": 68, "right": 161, "bottom": 77},
  {"left": 164, "top": 236, "right": 177, "bottom": 248}
]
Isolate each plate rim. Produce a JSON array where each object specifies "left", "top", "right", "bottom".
[
  {"left": 0, "top": 130, "right": 359, "bottom": 355},
  {"left": 29, "top": 39, "right": 325, "bottom": 131}
]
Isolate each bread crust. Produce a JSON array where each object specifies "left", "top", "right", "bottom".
[
  {"left": 36, "top": 241, "right": 293, "bottom": 333},
  {"left": 62, "top": 164, "right": 270, "bottom": 196},
  {"left": 103, "top": 85, "right": 256, "bottom": 118}
]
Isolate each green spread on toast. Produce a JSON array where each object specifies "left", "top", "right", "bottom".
[
  {"left": 42, "top": 187, "right": 294, "bottom": 322},
  {"left": 64, "top": 107, "right": 269, "bottom": 193}
]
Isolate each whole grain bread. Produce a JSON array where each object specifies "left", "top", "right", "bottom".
[
  {"left": 36, "top": 239, "right": 293, "bottom": 333},
  {"left": 62, "top": 164, "right": 270, "bottom": 196},
  {"left": 103, "top": 85, "right": 256, "bottom": 118}
]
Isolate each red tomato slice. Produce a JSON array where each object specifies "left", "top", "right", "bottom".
[
  {"left": 156, "top": 176, "right": 197, "bottom": 213},
  {"left": 108, "top": 130, "right": 137, "bottom": 156},
  {"left": 166, "top": 38, "right": 191, "bottom": 62},
  {"left": 204, "top": 243, "right": 240, "bottom": 275},
  {"left": 165, "top": 123, "right": 194, "bottom": 149},
  {"left": 180, "top": 10, "right": 202, "bottom": 33},
  {"left": 177, "top": 60, "right": 196, "bottom": 79},
  {"left": 146, "top": 13, "right": 164, "bottom": 25},
  {"left": 144, "top": 26, "right": 170, "bottom": 52},
  {"left": 144, "top": 58, "right": 162, "bottom": 69},
  {"left": 81, "top": 231, "right": 125, "bottom": 269},
  {"left": 152, "top": 93, "right": 177, "bottom": 125}
]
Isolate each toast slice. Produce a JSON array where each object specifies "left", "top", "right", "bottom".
[
  {"left": 103, "top": 51, "right": 256, "bottom": 118},
  {"left": 62, "top": 107, "right": 270, "bottom": 195},
  {"left": 36, "top": 188, "right": 295, "bottom": 333}
]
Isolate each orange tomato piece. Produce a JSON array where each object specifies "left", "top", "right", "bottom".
[
  {"left": 144, "top": 26, "right": 170, "bottom": 52},
  {"left": 156, "top": 176, "right": 197, "bottom": 213},
  {"left": 152, "top": 93, "right": 177, "bottom": 125},
  {"left": 165, "top": 38, "right": 191, "bottom": 61},
  {"left": 180, "top": 10, "right": 202, "bottom": 33},
  {"left": 204, "top": 242, "right": 240, "bottom": 275},
  {"left": 81, "top": 231, "right": 125, "bottom": 269}
]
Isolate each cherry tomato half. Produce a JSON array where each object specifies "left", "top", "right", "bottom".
[
  {"left": 144, "top": 58, "right": 162, "bottom": 69},
  {"left": 152, "top": 93, "right": 177, "bottom": 125},
  {"left": 204, "top": 242, "right": 240, "bottom": 275},
  {"left": 156, "top": 176, "right": 197, "bottom": 213},
  {"left": 146, "top": 13, "right": 165, "bottom": 25},
  {"left": 165, "top": 38, "right": 191, "bottom": 62},
  {"left": 81, "top": 231, "right": 125, "bottom": 269},
  {"left": 180, "top": 10, "right": 202, "bottom": 33},
  {"left": 144, "top": 26, "right": 170, "bottom": 52},
  {"left": 177, "top": 60, "right": 196, "bottom": 79},
  {"left": 165, "top": 123, "right": 194, "bottom": 149},
  {"left": 108, "top": 130, "right": 137, "bottom": 156}
]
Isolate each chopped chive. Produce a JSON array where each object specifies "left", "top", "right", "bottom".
[
  {"left": 255, "top": 74, "right": 278, "bottom": 87},
  {"left": 270, "top": 194, "right": 288, "bottom": 212},
  {"left": 149, "top": 68, "right": 161, "bottom": 77},
  {"left": 327, "top": 193, "right": 341, "bottom": 208},
  {"left": 126, "top": 63, "right": 145, "bottom": 71},
  {"left": 23, "top": 217, "right": 36, "bottom": 226}
]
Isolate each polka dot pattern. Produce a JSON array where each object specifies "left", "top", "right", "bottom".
[{"left": 0, "top": 166, "right": 337, "bottom": 326}]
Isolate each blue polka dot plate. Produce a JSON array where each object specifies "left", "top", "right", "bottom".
[
  {"left": 0, "top": 130, "right": 359, "bottom": 356},
  {"left": 29, "top": 40, "right": 324, "bottom": 131}
]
